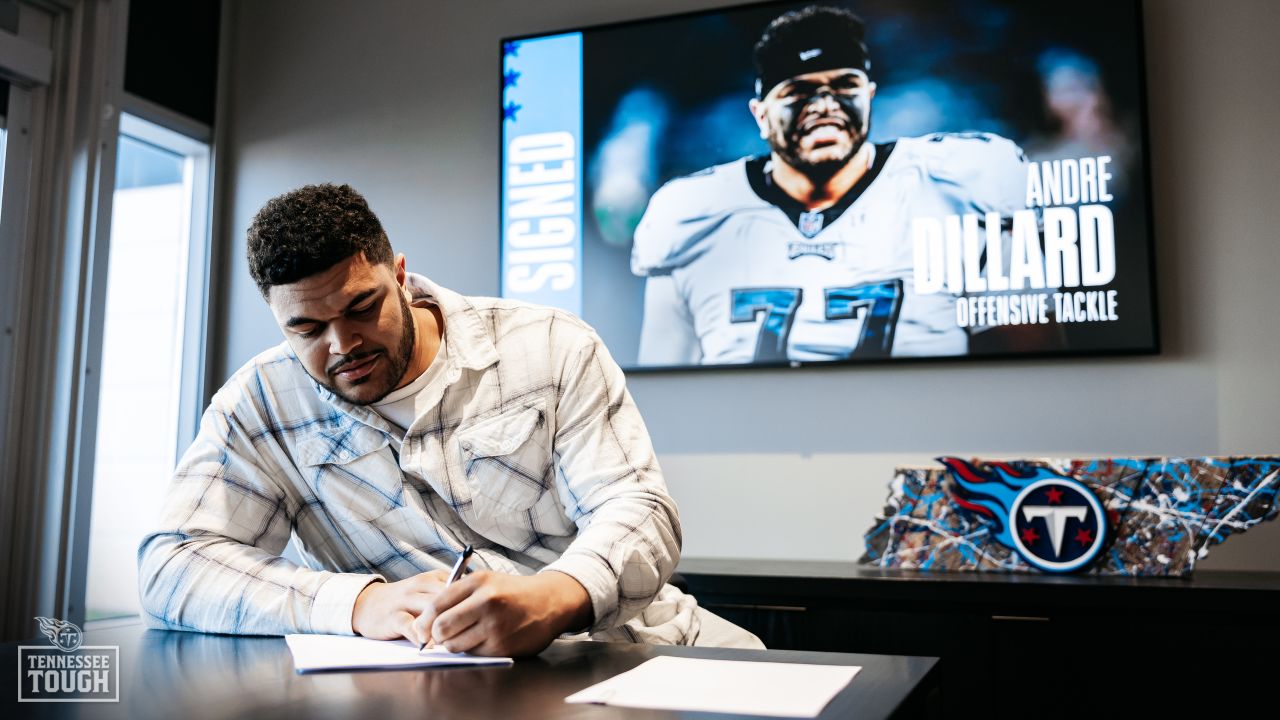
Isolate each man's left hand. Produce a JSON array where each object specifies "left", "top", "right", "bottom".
[{"left": 410, "top": 570, "right": 592, "bottom": 657}]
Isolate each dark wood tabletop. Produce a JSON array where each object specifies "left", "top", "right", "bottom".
[{"left": 4, "top": 622, "right": 940, "bottom": 720}]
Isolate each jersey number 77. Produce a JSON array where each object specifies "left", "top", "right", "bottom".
[{"left": 729, "top": 279, "right": 904, "bottom": 362}]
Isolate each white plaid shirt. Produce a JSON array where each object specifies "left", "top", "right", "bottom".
[{"left": 138, "top": 274, "right": 699, "bottom": 644}]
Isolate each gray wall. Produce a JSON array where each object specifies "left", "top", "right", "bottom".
[{"left": 214, "top": 0, "right": 1280, "bottom": 570}]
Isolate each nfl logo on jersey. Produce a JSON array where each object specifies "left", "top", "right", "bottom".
[{"left": 797, "top": 210, "right": 824, "bottom": 238}]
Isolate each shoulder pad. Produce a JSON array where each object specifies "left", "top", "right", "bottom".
[
  {"left": 897, "top": 133, "right": 1028, "bottom": 214},
  {"left": 631, "top": 159, "right": 764, "bottom": 275}
]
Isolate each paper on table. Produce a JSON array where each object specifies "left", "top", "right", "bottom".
[
  {"left": 565, "top": 655, "right": 860, "bottom": 718},
  {"left": 284, "top": 634, "right": 513, "bottom": 673}
]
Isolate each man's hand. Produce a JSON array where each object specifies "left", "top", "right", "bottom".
[
  {"left": 410, "top": 570, "right": 592, "bottom": 657},
  {"left": 350, "top": 570, "right": 450, "bottom": 640}
]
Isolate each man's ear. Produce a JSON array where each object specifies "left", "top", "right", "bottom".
[
  {"left": 394, "top": 253, "right": 407, "bottom": 286},
  {"left": 748, "top": 98, "right": 769, "bottom": 140}
]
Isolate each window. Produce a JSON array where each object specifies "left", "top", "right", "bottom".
[
  {"left": 0, "top": 123, "right": 7, "bottom": 223},
  {"left": 85, "top": 113, "right": 211, "bottom": 621},
  {"left": 1, "top": 78, "right": 8, "bottom": 224}
]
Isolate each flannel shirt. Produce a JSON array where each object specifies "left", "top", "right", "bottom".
[{"left": 138, "top": 274, "right": 698, "bottom": 644}]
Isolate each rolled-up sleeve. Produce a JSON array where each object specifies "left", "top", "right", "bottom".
[
  {"left": 137, "top": 390, "right": 381, "bottom": 636},
  {"left": 541, "top": 323, "right": 681, "bottom": 632}
]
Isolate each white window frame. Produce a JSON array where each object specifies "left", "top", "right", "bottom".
[
  {"left": 117, "top": 99, "right": 214, "bottom": 457},
  {"left": 80, "top": 106, "right": 213, "bottom": 626}
]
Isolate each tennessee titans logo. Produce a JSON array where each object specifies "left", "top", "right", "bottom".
[
  {"left": 942, "top": 458, "right": 1107, "bottom": 573},
  {"left": 35, "top": 616, "right": 83, "bottom": 652}
]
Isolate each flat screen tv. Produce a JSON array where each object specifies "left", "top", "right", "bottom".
[{"left": 499, "top": 0, "right": 1157, "bottom": 370}]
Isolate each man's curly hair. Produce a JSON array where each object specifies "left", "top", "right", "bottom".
[{"left": 246, "top": 183, "right": 393, "bottom": 296}]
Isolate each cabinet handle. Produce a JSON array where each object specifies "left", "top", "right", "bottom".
[
  {"left": 711, "top": 603, "right": 807, "bottom": 613},
  {"left": 991, "top": 614, "right": 1050, "bottom": 622}
]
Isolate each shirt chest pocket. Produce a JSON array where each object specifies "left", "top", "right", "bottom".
[
  {"left": 455, "top": 400, "right": 552, "bottom": 517},
  {"left": 298, "top": 430, "right": 401, "bottom": 522}
]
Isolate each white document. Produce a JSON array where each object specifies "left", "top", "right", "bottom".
[
  {"left": 565, "top": 655, "right": 860, "bottom": 718},
  {"left": 284, "top": 634, "right": 514, "bottom": 673}
]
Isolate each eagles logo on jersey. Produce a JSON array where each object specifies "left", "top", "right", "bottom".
[{"left": 630, "top": 132, "right": 1029, "bottom": 366}]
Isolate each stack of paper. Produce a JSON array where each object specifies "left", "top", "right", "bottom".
[
  {"left": 565, "top": 655, "right": 860, "bottom": 717},
  {"left": 284, "top": 634, "right": 513, "bottom": 673}
]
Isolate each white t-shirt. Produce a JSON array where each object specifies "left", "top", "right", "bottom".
[{"left": 371, "top": 331, "right": 448, "bottom": 434}]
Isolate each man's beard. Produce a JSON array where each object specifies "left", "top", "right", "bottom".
[
  {"left": 772, "top": 124, "right": 865, "bottom": 179},
  {"left": 318, "top": 292, "right": 416, "bottom": 405},
  {"left": 771, "top": 99, "right": 868, "bottom": 179}
]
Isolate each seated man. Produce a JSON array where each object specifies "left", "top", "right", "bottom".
[{"left": 138, "top": 183, "right": 760, "bottom": 655}]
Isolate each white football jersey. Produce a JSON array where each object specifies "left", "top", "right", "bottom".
[{"left": 631, "top": 133, "right": 1028, "bottom": 365}]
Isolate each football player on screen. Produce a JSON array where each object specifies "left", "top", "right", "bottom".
[{"left": 631, "top": 5, "right": 1033, "bottom": 366}]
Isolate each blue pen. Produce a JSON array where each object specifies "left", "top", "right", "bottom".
[{"left": 421, "top": 544, "right": 474, "bottom": 651}]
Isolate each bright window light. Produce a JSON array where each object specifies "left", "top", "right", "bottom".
[{"left": 86, "top": 114, "right": 209, "bottom": 621}]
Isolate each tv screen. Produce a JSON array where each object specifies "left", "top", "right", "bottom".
[{"left": 500, "top": 0, "right": 1157, "bottom": 370}]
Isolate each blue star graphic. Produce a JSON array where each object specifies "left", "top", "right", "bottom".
[
  {"left": 503, "top": 41, "right": 520, "bottom": 58},
  {"left": 503, "top": 68, "right": 521, "bottom": 89},
  {"left": 503, "top": 101, "right": 522, "bottom": 121}
]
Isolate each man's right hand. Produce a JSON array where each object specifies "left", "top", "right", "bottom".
[{"left": 350, "top": 570, "right": 450, "bottom": 642}]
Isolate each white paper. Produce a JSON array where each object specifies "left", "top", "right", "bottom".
[
  {"left": 284, "top": 634, "right": 513, "bottom": 673},
  {"left": 565, "top": 655, "right": 859, "bottom": 718}
]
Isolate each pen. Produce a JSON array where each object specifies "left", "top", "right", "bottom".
[{"left": 421, "top": 544, "right": 474, "bottom": 651}]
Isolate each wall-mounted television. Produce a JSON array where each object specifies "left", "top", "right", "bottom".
[{"left": 500, "top": 0, "right": 1157, "bottom": 370}]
